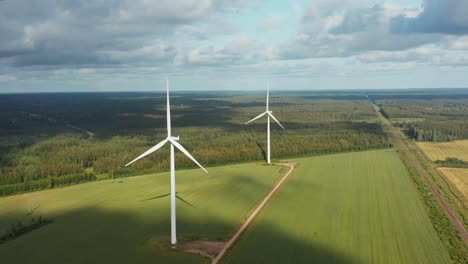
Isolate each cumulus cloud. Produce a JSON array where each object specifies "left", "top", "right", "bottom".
[
  {"left": 277, "top": 0, "right": 468, "bottom": 61},
  {"left": 391, "top": 0, "right": 468, "bottom": 35},
  {"left": 186, "top": 36, "right": 261, "bottom": 66},
  {"left": 0, "top": 0, "right": 251, "bottom": 67},
  {"left": 356, "top": 46, "right": 468, "bottom": 67},
  {"left": 278, "top": 1, "right": 436, "bottom": 59},
  {"left": 357, "top": 48, "right": 431, "bottom": 63},
  {"left": 1, "top": 0, "right": 468, "bottom": 92},
  {"left": 446, "top": 36, "right": 468, "bottom": 50},
  {"left": 258, "top": 14, "right": 287, "bottom": 31}
]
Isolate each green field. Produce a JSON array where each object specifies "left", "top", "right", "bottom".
[
  {"left": 224, "top": 149, "right": 451, "bottom": 263},
  {"left": 0, "top": 163, "right": 283, "bottom": 263}
]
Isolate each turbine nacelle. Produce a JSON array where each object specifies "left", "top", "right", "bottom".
[
  {"left": 245, "top": 110, "right": 284, "bottom": 129},
  {"left": 125, "top": 136, "right": 207, "bottom": 174}
]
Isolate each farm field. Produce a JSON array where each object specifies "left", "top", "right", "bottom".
[
  {"left": 417, "top": 140, "right": 468, "bottom": 161},
  {"left": 224, "top": 149, "right": 451, "bottom": 264},
  {"left": 0, "top": 163, "right": 283, "bottom": 263},
  {"left": 437, "top": 167, "right": 468, "bottom": 200}
]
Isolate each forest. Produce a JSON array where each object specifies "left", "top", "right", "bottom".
[
  {"left": 2, "top": 89, "right": 466, "bottom": 196},
  {"left": 0, "top": 89, "right": 468, "bottom": 195},
  {"left": 0, "top": 91, "right": 392, "bottom": 195},
  {"left": 370, "top": 90, "right": 468, "bottom": 142}
]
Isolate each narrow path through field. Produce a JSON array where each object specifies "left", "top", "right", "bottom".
[
  {"left": 212, "top": 162, "right": 296, "bottom": 264},
  {"left": 372, "top": 104, "right": 468, "bottom": 241}
]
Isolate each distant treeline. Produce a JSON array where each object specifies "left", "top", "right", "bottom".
[
  {"left": 376, "top": 99, "right": 468, "bottom": 142},
  {"left": 0, "top": 123, "right": 390, "bottom": 196}
]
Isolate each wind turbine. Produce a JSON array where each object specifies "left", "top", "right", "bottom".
[
  {"left": 245, "top": 85, "right": 284, "bottom": 164},
  {"left": 125, "top": 79, "right": 208, "bottom": 245}
]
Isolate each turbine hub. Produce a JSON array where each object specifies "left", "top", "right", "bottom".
[
  {"left": 169, "top": 136, "right": 180, "bottom": 141},
  {"left": 267, "top": 110, "right": 272, "bottom": 114}
]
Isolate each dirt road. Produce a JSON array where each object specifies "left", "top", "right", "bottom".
[
  {"left": 212, "top": 163, "right": 296, "bottom": 264},
  {"left": 373, "top": 104, "right": 468, "bottom": 241}
]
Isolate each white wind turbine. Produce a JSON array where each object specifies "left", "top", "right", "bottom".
[
  {"left": 245, "top": 85, "right": 284, "bottom": 164},
  {"left": 125, "top": 79, "right": 208, "bottom": 245}
]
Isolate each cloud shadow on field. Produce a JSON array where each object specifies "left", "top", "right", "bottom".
[{"left": 0, "top": 204, "right": 359, "bottom": 264}]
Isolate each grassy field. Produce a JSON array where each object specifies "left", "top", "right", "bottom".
[
  {"left": 224, "top": 149, "right": 451, "bottom": 264},
  {"left": 437, "top": 167, "right": 468, "bottom": 200},
  {"left": 0, "top": 163, "right": 283, "bottom": 263},
  {"left": 417, "top": 140, "right": 468, "bottom": 161}
]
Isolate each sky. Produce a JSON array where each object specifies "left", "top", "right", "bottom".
[{"left": 0, "top": 0, "right": 468, "bottom": 92}]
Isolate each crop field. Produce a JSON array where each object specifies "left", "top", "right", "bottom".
[
  {"left": 417, "top": 140, "right": 468, "bottom": 162},
  {"left": 224, "top": 149, "right": 451, "bottom": 264},
  {"left": 0, "top": 163, "right": 283, "bottom": 263},
  {"left": 437, "top": 167, "right": 468, "bottom": 200}
]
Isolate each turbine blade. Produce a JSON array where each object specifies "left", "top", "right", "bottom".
[
  {"left": 245, "top": 112, "right": 267, "bottom": 124},
  {"left": 266, "top": 84, "right": 269, "bottom": 111},
  {"left": 166, "top": 78, "right": 171, "bottom": 137},
  {"left": 268, "top": 113, "right": 284, "bottom": 129},
  {"left": 125, "top": 139, "right": 168, "bottom": 167},
  {"left": 169, "top": 139, "right": 208, "bottom": 173}
]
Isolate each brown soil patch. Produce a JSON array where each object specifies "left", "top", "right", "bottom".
[{"left": 182, "top": 240, "right": 226, "bottom": 260}]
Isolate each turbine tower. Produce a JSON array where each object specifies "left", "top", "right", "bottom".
[
  {"left": 125, "top": 79, "right": 208, "bottom": 245},
  {"left": 245, "top": 85, "right": 284, "bottom": 164}
]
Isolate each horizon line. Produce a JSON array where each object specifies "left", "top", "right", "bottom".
[{"left": 1, "top": 87, "right": 468, "bottom": 95}]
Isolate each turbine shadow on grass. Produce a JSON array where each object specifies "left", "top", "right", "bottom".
[
  {"left": 254, "top": 140, "right": 266, "bottom": 161},
  {"left": 143, "top": 192, "right": 196, "bottom": 208}
]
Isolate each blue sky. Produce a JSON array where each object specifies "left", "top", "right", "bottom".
[{"left": 0, "top": 0, "right": 468, "bottom": 92}]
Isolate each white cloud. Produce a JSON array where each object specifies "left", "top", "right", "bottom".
[
  {"left": 446, "top": 36, "right": 468, "bottom": 50},
  {"left": 258, "top": 13, "right": 287, "bottom": 31},
  {"left": 1, "top": 0, "right": 468, "bottom": 92},
  {"left": 391, "top": 0, "right": 468, "bottom": 35},
  {"left": 0, "top": 74, "right": 16, "bottom": 82},
  {"left": 186, "top": 36, "right": 261, "bottom": 66},
  {"left": 78, "top": 68, "right": 96, "bottom": 75}
]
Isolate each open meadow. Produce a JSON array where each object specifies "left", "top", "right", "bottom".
[
  {"left": 224, "top": 149, "right": 451, "bottom": 264},
  {"left": 0, "top": 163, "right": 283, "bottom": 263},
  {"left": 417, "top": 140, "right": 468, "bottom": 162}
]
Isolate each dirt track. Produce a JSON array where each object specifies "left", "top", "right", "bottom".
[
  {"left": 373, "top": 104, "right": 468, "bottom": 241},
  {"left": 212, "top": 163, "right": 296, "bottom": 264}
]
